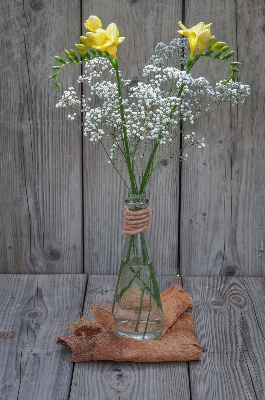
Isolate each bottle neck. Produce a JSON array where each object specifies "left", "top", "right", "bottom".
[{"left": 125, "top": 193, "right": 148, "bottom": 211}]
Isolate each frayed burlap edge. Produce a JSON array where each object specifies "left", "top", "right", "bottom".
[{"left": 56, "top": 284, "right": 202, "bottom": 363}]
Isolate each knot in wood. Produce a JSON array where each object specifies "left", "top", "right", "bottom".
[{"left": 122, "top": 206, "right": 151, "bottom": 236}]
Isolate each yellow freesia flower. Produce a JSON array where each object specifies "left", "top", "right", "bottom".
[
  {"left": 178, "top": 21, "right": 212, "bottom": 58},
  {"left": 93, "top": 23, "right": 125, "bottom": 58},
  {"left": 83, "top": 16, "right": 125, "bottom": 58},
  {"left": 84, "top": 15, "right": 102, "bottom": 32}
]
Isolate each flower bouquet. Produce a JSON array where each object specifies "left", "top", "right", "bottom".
[{"left": 50, "top": 16, "right": 250, "bottom": 339}]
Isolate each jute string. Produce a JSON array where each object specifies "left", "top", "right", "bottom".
[{"left": 122, "top": 205, "right": 151, "bottom": 236}]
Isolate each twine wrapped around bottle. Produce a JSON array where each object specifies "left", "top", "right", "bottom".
[{"left": 122, "top": 205, "right": 151, "bottom": 235}]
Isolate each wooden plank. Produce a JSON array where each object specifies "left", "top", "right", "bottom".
[
  {"left": 180, "top": 1, "right": 264, "bottom": 276},
  {"left": 180, "top": 0, "right": 237, "bottom": 276},
  {"left": 230, "top": 0, "right": 265, "bottom": 275},
  {"left": 70, "top": 275, "right": 191, "bottom": 400},
  {"left": 0, "top": 0, "right": 82, "bottom": 273},
  {"left": 82, "top": 0, "right": 182, "bottom": 275},
  {"left": 0, "top": 274, "right": 87, "bottom": 399},
  {"left": 183, "top": 277, "right": 265, "bottom": 400}
]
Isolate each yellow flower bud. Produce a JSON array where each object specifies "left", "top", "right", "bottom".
[
  {"left": 80, "top": 36, "right": 92, "bottom": 48},
  {"left": 84, "top": 15, "right": 102, "bottom": 32},
  {"left": 75, "top": 43, "right": 87, "bottom": 54},
  {"left": 210, "top": 36, "right": 216, "bottom": 46}
]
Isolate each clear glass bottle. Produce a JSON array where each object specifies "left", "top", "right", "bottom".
[{"left": 112, "top": 194, "right": 163, "bottom": 340}]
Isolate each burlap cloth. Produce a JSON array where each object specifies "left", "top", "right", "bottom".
[{"left": 56, "top": 284, "right": 202, "bottom": 362}]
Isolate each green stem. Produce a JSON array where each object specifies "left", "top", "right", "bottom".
[
  {"left": 143, "top": 292, "right": 152, "bottom": 337},
  {"left": 99, "top": 140, "right": 130, "bottom": 191},
  {"left": 200, "top": 53, "right": 236, "bottom": 83},
  {"left": 135, "top": 269, "right": 147, "bottom": 332},
  {"left": 111, "top": 58, "right": 138, "bottom": 193},
  {"left": 140, "top": 233, "right": 162, "bottom": 310},
  {"left": 108, "top": 129, "right": 126, "bottom": 159},
  {"left": 116, "top": 266, "right": 140, "bottom": 301},
  {"left": 112, "top": 235, "right": 134, "bottom": 313}
]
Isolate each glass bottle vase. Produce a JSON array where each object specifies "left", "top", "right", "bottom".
[{"left": 112, "top": 194, "right": 163, "bottom": 340}]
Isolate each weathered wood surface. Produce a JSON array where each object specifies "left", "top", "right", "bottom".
[
  {"left": 0, "top": 0, "right": 83, "bottom": 273},
  {"left": 69, "top": 275, "right": 191, "bottom": 400},
  {"left": 183, "top": 277, "right": 265, "bottom": 400},
  {"left": 0, "top": 274, "right": 87, "bottom": 399},
  {"left": 180, "top": 0, "right": 265, "bottom": 276},
  {"left": 0, "top": 275, "right": 265, "bottom": 399},
  {"left": 1, "top": 0, "right": 264, "bottom": 276}
]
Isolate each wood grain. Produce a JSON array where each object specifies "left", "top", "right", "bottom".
[
  {"left": 1, "top": 275, "right": 264, "bottom": 399},
  {"left": 0, "top": 274, "right": 87, "bottom": 400},
  {"left": 0, "top": 0, "right": 83, "bottom": 273},
  {"left": 230, "top": 0, "right": 265, "bottom": 276},
  {"left": 69, "top": 275, "right": 191, "bottom": 400},
  {"left": 82, "top": 0, "right": 182, "bottom": 275},
  {"left": 1, "top": 0, "right": 264, "bottom": 278},
  {"left": 180, "top": 0, "right": 265, "bottom": 276},
  {"left": 180, "top": 0, "right": 237, "bottom": 276},
  {"left": 183, "top": 277, "right": 265, "bottom": 400}
]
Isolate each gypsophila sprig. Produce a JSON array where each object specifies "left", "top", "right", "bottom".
[{"left": 51, "top": 16, "right": 250, "bottom": 194}]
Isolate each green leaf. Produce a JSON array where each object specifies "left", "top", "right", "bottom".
[
  {"left": 50, "top": 66, "right": 62, "bottom": 70},
  {"left": 55, "top": 56, "right": 67, "bottom": 64},
  {"left": 230, "top": 61, "right": 241, "bottom": 66},
  {"left": 232, "top": 68, "right": 240, "bottom": 72},
  {"left": 49, "top": 73, "right": 58, "bottom": 79}
]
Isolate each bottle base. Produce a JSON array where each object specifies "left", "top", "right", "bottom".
[{"left": 114, "top": 323, "right": 162, "bottom": 340}]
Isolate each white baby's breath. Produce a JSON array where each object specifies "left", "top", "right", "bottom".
[{"left": 55, "top": 38, "right": 250, "bottom": 187}]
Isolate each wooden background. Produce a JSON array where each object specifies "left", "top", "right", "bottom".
[{"left": 0, "top": 0, "right": 264, "bottom": 277}]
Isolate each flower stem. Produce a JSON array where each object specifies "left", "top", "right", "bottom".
[
  {"left": 111, "top": 58, "right": 138, "bottom": 194},
  {"left": 99, "top": 139, "right": 130, "bottom": 191},
  {"left": 135, "top": 273, "right": 146, "bottom": 332}
]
